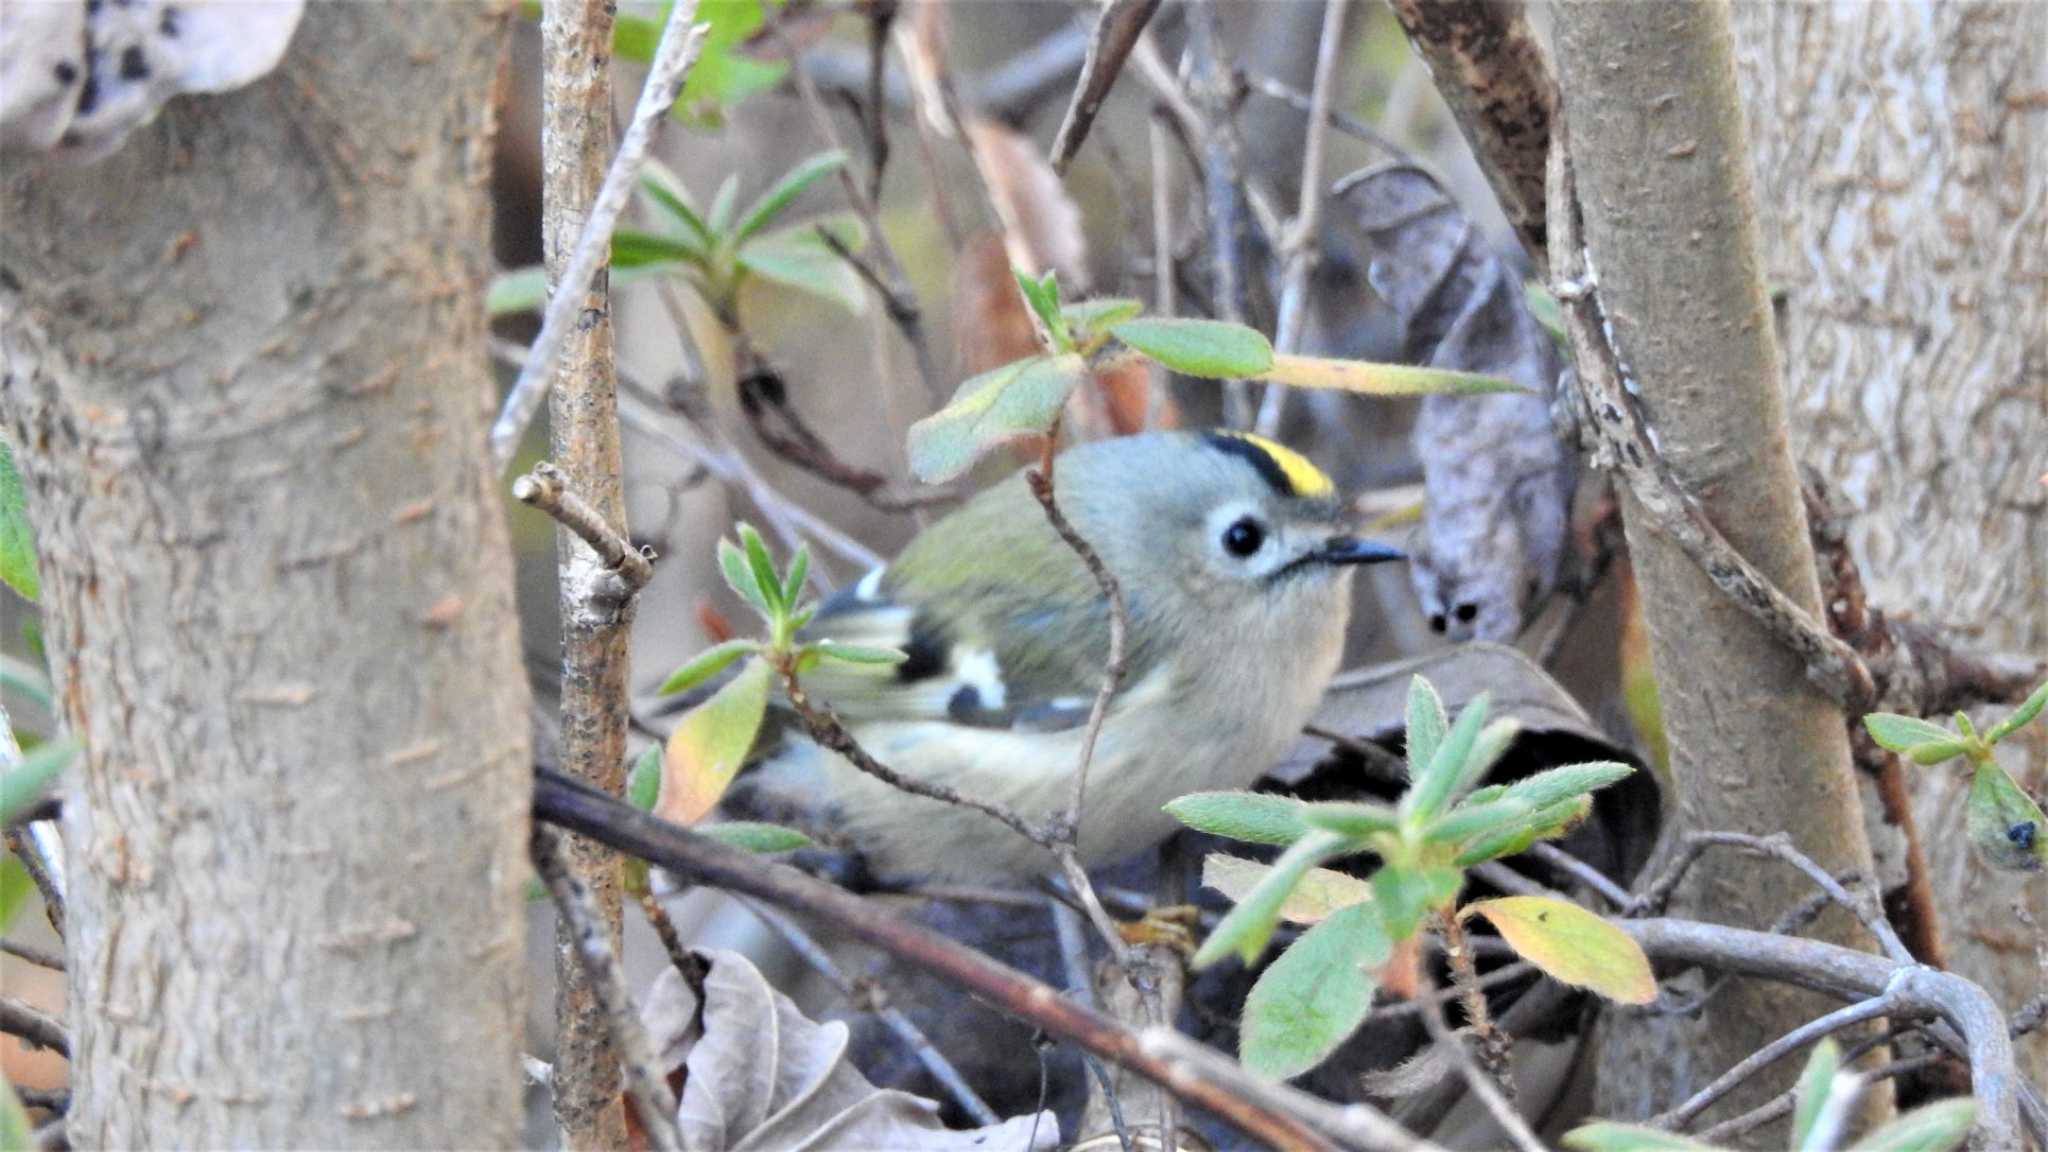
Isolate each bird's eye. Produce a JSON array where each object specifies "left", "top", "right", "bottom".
[{"left": 1221, "top": 517, "right": 1266, "bottom": 557}]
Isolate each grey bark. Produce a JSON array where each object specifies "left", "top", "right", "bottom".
[
  {"left": 1547, "top": 0, "right": 1885, "bottom": 1126},
  {"left": 1732, "top": 0, "right": 2048, "bottom": 1088},
  {"left": 0, "top": 6, "right": 528, "bottom": 1146},
  {"left": 538, "top": 0, "right": 632, "bottom": 1147}
]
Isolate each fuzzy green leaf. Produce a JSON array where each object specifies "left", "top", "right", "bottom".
[
  {"left": 1454, "top": 796, "right": 1593, "bottom": 867},
  {"left": 736, "top": 523, "right": 783, "bottom": 614},
  {"left": 628, "top": 743, "right": 662, "bottom": 812},
  {"left": 1424, "top": 796, "right": 1535, "bottom": 846},
  {"left": 1060, "top": 297, "right": 1145, "bottom": 337},
  {"left": 814, "top": 641, "right": 908, "bottom": 666},
  {"left": 0, "top": 440, "right": 38, "bottom": 602},
  {"left": 658, "top": 640, "right": 757, "bottom": 696},
  {"left": 1847, "top": 1099, "right": 1977, "bottom": 1152},
  {"left": 700, "top": 821, "right": 813, "bottom": 854},
  {"left": 1013, "top": 269, "right": 1066, "bottom": 346},
  {"left": 640, "top": 162, "right": 714, "bottom": 247},
  {"left": 1987, "top": 679, "right": 2048, "bottom": 745},
  {"left": 1240, "top": 901, "right": 1389, "bottom": 1080},
  {"left": 906, "top": 354, "right": 1088, "bottom": 484},
  {"left": 1465, "top": 895, "right": 1656, "bottom": 1005},
  {"left": 1862, "top": 713, "right": 1957, "bottom": 754},
  {"left": 707, "top": 175, "right": 742, "bottom": 235},
  {"left": 1793, "top": 1038, "right": 1843, "bottom": 1150},
  {"left": 1298, "top": 800, "right": 1401, "bottom": 839},
  {"left": 734, "top": 150, "right": 847, "bottom": 243},
  {"left": 1498, "top": 761, "right": 1637, "bottom": 812},
  {"left": 736, "top": 217, "right": 871, "bottom": 314},
  {"left": 1404, "top": 675, "right": 1448, "bottom": 782},
  {"left": 1403, "top": 692, "right": 1491, "bottom": 822},
  {"left": 1964, "top": 760, "right": 2045, "bottom": 872},
  {"left": 1192, "top": 831, "right": 1346, "bottom": 969},
  {"left": 1371, "top": 865, "right": 1462, "bottom": 942},
  {"left": 1562, "top": 1123, "right": 1718, "bottom": 1151},
  {"left": 781, "top": 544, "right": 811, "bottom": 607},
  {"left": 1167, "top": 791, "right": 1310, "bottom": 846},
  {"left": 613, "top": 228, "right": 703, "bottom": 269},
  {"left": 717, "top": 538, "right": 776, "bottom": 621},
  {"left": 1111, "top": 317, "right": 1274, "bottom": 379}
]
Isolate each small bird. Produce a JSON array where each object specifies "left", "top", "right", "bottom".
[{"left": 721, "top": 430, "right": 1404, "bottom": 884}]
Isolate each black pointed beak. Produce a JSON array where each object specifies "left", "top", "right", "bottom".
[{"left": 1317, "top": 535, "right": 1406, "bottom": 566}]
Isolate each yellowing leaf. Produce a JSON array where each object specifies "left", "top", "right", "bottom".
[
  {"left": 1203, "top": 854, "right": 1373, "bottom": 924},
  {"left": 659, "top": 658, "right": 772, "bottom": 825},
  {"left": 1258, "top": 354, "right": 1522, "bottom": 396},
  {"left": 906, "top": 354, "right": 1087, "bottom": 483},
  {"left": 1464, "top": 895, "right": 1656, "bottom": 1005}
]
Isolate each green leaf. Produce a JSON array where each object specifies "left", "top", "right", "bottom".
[
  {"left": 780, "top": 544, "right": 811, "bottom": 607},
  {"left": 905, "top": 354, "right": 1088, "bottom": 484},
  {"left": 1498, "top": 761, "right": 1637, "bottom": 812},
  {"left": 1454, "top": 796, "right": 1593, "bottom": 866},
  {"left": 736, "top": 523, "right": 783, "bottom": 614},
  {"left": 613, "top": 228, "right": 703, "bottom": 269},
  {"left": 0, "top": 440, "right": 38, "bottom": 602},
  {"left": 717, "top": 538, "right": 776, "bottom": 621},
  {"left": 0, "top": 853, "right": 34, "bottom": 934},
  {"left": 658, "top": 658, "right": 772, "bottom": 825},
  {"left": 486, "top": 262, "right": 671, "bottom": 316},
  {"left": 658, "top": 640, "right": 757, "bottom": 695},
  {"left": 1562, "top": 1123, "right": 1719, "bottom": 1151},
  {"left": 1464, "top": 895, "right": 1657, "bottom": 1005},
  {"left": 627, "top": 743, "right": 662, "bottom": 812},
  {"left": 1060, "top": 297, "right": 1144, "bottom": 338},
  {"left": 1110, "top": 318, "right": 1274, "bottom": 379},
  {"left": 1192, "top": 831, "right": 1347, "bottom": 969},
  {"left": 1256, "top": 355, "right": 1523, "bottom": 396},
  {"left": 707, "top": 174, "right": 742, "bottom": 236},
  {"left": 814, "top": 641, "right": 908, "bottom": 666},
  {"left": 700, "top": 821, "right": 812, "bottom": 854},
  {"left": 1450, "top": 717, "right": 1522, "bottom": 798},
  {"left": 1964, "top": 760, "right": 2046, "bottom": 872},
  {"left": 1202, "top": 854, "right": 1373, "bottom": 924},
  {"left": 1863, "top": 713, "right": 1959, "bottom": 755},
  {"left": 1424, "top": 796, "right": 1535, "bottom": 846},
  {"left": 1299, "top": 800, "right": 1401, "bottom": 839},
  {"left": 1240, "top": 901, "right": 1389, "bottom": 1080},
  {"left": 1792, "top": 1038, "right": 1843, "bottom": 1150},
  {"left": 0, "top": 1074, "right": 32, "bottom": 1152},
  {"left": 734, "top": 150, "right": 847, "bottom": 243},
  {"left": 1404, "top": 675, "right": 1448, "bottom": 782},
  {"left": 611, "top": 10, "right": 668, "bottom": 61},
  {"left": 0, "top": 736, "right": 77, "bottom": 826},
  {"left": 1402, "top": 692, "right": 1491, "bottom": 823},
  {"left": 1013, "top": 269, "right": 1066, "bottom": 346},
  {"left": 736, "top": 219, "right": 870, "bottom": 314},
  {"left": 1370, "top": 864, "right": 1461, "bottom": 941},
  {"left": 640, "top": 161, "right": 715, "bottom": 248},
  {"left": 1988, "top": 679, "right": 2048, "bottom": 745},
  {"left": 1847, "top": 1099, "right": 1977, "bottom": 1152},
  {"left": 1166, "top": 791, "right": 1311, "bottom": 846}
]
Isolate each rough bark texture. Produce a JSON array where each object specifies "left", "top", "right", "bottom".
[
  {"left": 0, "top": 7, "right": 527, "bottom": 1146},
  {"left": 1548, "top": 0, "right": 1884, "bottom": 1125},
  {"left": 538, "top": 0, "right": 631, "bottom": 1146},
  {"left": 1732, "top": 0, "right": 2048, "bottom": 1087}
]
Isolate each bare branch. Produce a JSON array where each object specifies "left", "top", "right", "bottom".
[
  {"left": 1435, "top": 910, "right": 1515, "bottom": 1096},
  {"left": 531, "top": 826, "right": 682, "bottom": 1152},
  {"left": 1182, "top": 0, "right": 1253, "bottom": 427},
  {"left": 1413, "top": 972, "right": 1543, "bottom": 1152},
  {"left": 513, "top": 463, "right": 656, "bottom": 596},
  {"left": 0, "top": 938, "right": 63, "bottom": 971},
  {"left": 1049, "top": 0, "right": 1165, "bottom": 176},
  {"left": 2, "top": 827, "right": 63, "bottom": 939},
  {"left": 488, "top": 0, "right": 707, "bottom": 472},
  {"left": 0, "top": 994, "right": 68, "bottom": 1057},
  {"left": 1654, "top": 991, "right": 1899, "bottom": 1131}
]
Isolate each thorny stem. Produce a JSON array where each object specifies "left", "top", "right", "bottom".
[
  {"left": 1437, "top": 910, "right": 1514, "bottom": 1097},
  {"left": 1412, "top": 969, "right": 1541, "bottom": 1152},
  {"left": 531, "top": 826, "right": 683, "bottom": 1152}
]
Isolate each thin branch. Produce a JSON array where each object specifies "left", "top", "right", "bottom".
[
  {"left": 1254, "top": 0, "right": 1350, "bottom": 438},
  {"left": 1654, "top": 990, "right": 1900, "bottom": 1131},
  {"left": 1527, "top": 841, "right": 1633, "bottom": 911},
  {"left": 1182, "top": 0, "right": 1253, "bottom": 427},
  {"left": 531, "top": 826, "right": 682, "bottom": 1152},
  {"left": 1436, "top": 910, "right": 1514, "bottom": 1095},
  {"left": 2, "top": 828, "right": 63, "bottom": 939},
  {"left": 1636, "top": 831, "right": 1912, "bottom": 965},
  {"left": 737, "top": 896, "right": 1001, "bottom": 1127},
  {"left": 861, "top": 0, "right": 895, "bottom": 208},
  {"left": 1049, "top": 0, "right": 1165, "bottom": 176},
  {"left": 1146, "top": 110, "right": 1176, "bottom": 432},
  {"left": 513, "top": 463, "right": 656, "bottom": 595},
  {"left": 0, "top": 994, "right": 68, "bottom": 1057},
  {"left": 1413, "top": 972, "right": 1542, "bottom": 1152},
  {"left": 488, "top": 1, "right": 708, "bottom": 472},
  {"left": 1242, "top": 72, "right": 1417, "bottom": 164},
  {"left": 1698, "top": 1050, "right": 1943, "bottom": 1146},
  {"left": 1137, "top": 1029, "right": 1451, "bottom": 1152},
  {"left": 0, "top": 938, "right": 63, "bottom": 971},
  {"left": 533, "top": 764, "right": 1425, "bottom": 1152}
]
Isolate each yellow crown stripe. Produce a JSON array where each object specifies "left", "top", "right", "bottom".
[{"left": 1217, "top": 432, "right": 1335, "bottom": 499}]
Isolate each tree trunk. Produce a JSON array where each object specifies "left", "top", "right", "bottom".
[
  {"left": 539, "top": 0, "right": 632, "bottom": 1146},
  {"left": 1548, "top": 0, "right": 1885, "bottom": 1125},
  {"left": 1732, "top": 0, "right": 2048, "bottom": 1086},
  {"left": 0, "top": 7, "right": 528, "bottom": 1146}
]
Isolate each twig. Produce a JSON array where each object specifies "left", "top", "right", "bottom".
[
  {"left": 1436, "top": 910, "right": 1514, "bottom": 1096},
  {"left": 1242, "top": 72, "right": 1417, "bottom": 164},
  {"left": 0, "top": 994, "right": 68, "bottom": 1057},
  {"left": 531, "top": 826, "right": 682, "bottom": 1152},
  {"left": 635, "top": 889, "right": 704, "bottom": 988},
  {"left": 1049, "top": 0, "right": 1165, "bottom": 176},
  {"left": 14, "top": 1087, "right": 67, "bottom": 1115},
  {"left": 1698, "top": 1050, "right": 1944, "bottom": 1146},
  {"left": 1182, "top": 0, "right": 1253, "bottom": 427},
  {"left": 0, "top": 938, "right": 63, "bottom": 971},
  {"left": 860, "top": 0, "right": 895, "bottom": 208},
  {"left": 1372, "top": 961, "right": 1537, "bottom": 1024},
  {"left": 533, "top": 764, "right": 1422, "bottom": 1151},
  {"left": 1550, "top": 155, "right": 1878, "bottom": 709},
  {"left": 1382, "top": 0, "right": 1553, "bottom": 265},
  {"left": 736, "top": 896, "right": 1001, "bottom": 1127},
  {"left": 1653, "top": 988, "right": 1900, "bottom": 1131},
  {"left": 1254, "top": 0, "right": 1350, "bottom": 438},
  {"left": 1412, "top": 971, "right": 1542, "bottom": 1152},
  {"left": 513, "top": 463, "right": 657, "bottom": 595},
  {"left": 1527, "top": 841, "right": 1633, "bottom": 910},
  {"left": 2, "top": 828, "right": 63, "bottom": 939},
  {"left": 1636, "top": 831, "right": 1912, "bottom": 965},
  {"left": 487, "top": 1, "right": 707, "bottom": 472}
]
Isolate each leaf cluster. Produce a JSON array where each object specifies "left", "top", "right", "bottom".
[{"left": 1862, "top": 681, "right": 2048, "bottom": 872}]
